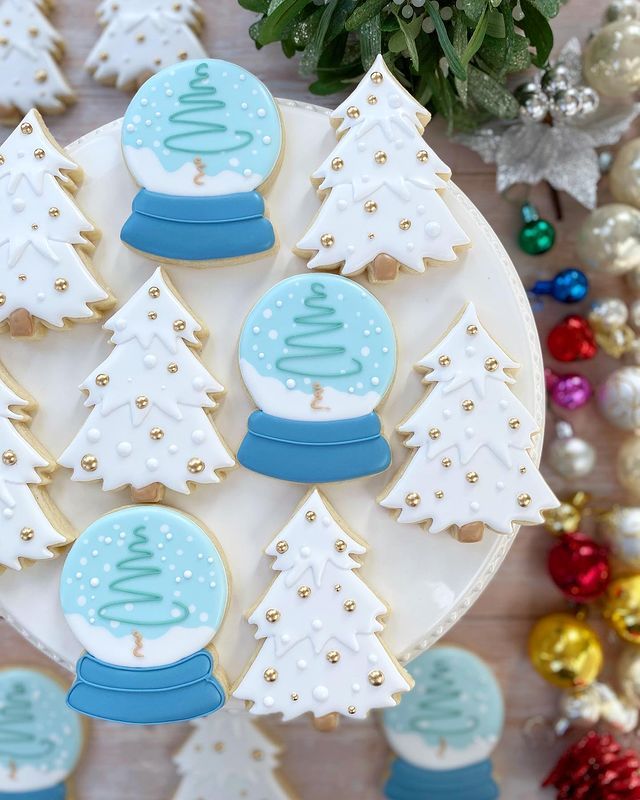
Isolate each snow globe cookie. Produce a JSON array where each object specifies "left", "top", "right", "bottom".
[
  {"left": 60, "top": 505, "right": 229, "bottom": 725},
  {"left": 237, "top": 274, "right": 396, "bottom": 483},
  {"left": 382, "top": 646, "right": 504, "bottom": 800},
  {"left": 0, "top": 666, "right": 84, "bottom": 800},
  {"left": 120, "top": 59, "right": 283, "bottom": 264}
]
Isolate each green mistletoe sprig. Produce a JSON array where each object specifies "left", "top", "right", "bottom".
[{"left": 239, "top": 0, "right": 560, "bottom": 130}]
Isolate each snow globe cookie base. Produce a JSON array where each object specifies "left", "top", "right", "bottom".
[{"left": 384, "top": 759, "right": 499, "bottom": 800}]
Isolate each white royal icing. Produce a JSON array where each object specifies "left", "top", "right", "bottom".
[
  {"left": 59, "top": 267, "right": 234, "bottom": 494},
  {"left": 173, "top": 709, "right": 292, "bottom": 800},
  {"left": 86, "top": 0, "right": 208, "bottom": 91},
  {"left": 0, "top": 110, "right": 110, "bottom": 329},
  {"left": 380, "top": 303, "right": 558, "bottom": 534},
  {"left": 0, "top": 366, "right": 67, "bottom": 571},
  {"left": 296, "top": 54, "right": 470, "bottom": 277},
  {"left": 0, "top": 0, "right": 74, "bottom": 118},
  {"left": 233, "top": 489, "right": 412, "bottom": 721}
]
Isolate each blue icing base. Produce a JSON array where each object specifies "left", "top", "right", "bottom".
[
  {"left": 385, "top": 758, "right": 499, "bottom": 800},
  {"left": 67, "top": 650, "right": 225, "bottom": 725},
  {"left": 0, "top": 784, "right": 66, "bottom": 800}
]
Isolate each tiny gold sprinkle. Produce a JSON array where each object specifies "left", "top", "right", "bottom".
[
  {"left": 136, "top": 33, "right": 145, "bottom": 42},
  {"left": 18, "top": 274, "right": 26, "bottom": 281},
  {"left": 320, "top": 233, "right": 334, "bottom": 248},
  {"left": 48, "top": 207, "right": 59, "bottom": 217},
  {"left": 298, "top": 585, "right": 311, "bottom": 598},
  {"left": 187, "top": 458, "right": 205, "bottom": 474},
  {"left": 509, "top": 417, "right": 521, "bottom": 430},
  {"left": 435, "top": 490, "right": 444, "bottom": 499},
  {"left": 374, "top": 150, "right": 387, "bottom": 164},
  {"left": 364, "top": 200, "right": 378, "bottom": 213},
  {"left": 276, "top": 540, "right": 288, "bottom": 554},
  {"left": 518, "top": 492, "right": 532, "bottom": 507},
  {"left": 485, "top": 357, "right": 499, "bottom": 372},
  {"left": 429, "top": 427, "right": 441, "bottom": 440},
  {"left": 0, "top": 155, "right": 4, "bottom": 165},
  {"left": 417, "top": 150, "right": 429, "bottom": 162},
  {"left": 344, "top": 599, "right": 356, "bottom": 612},
  {"left": 213, "top": 742, "right": 224, "bottom": 753},
  {"left": 466, "top": 471, "right": 479, "bottom": 484},
  {"left": 263, "top": 668, "right": 278, "bottom": 683},
  {"left": 346, "top": 105, "right": 360, "bottom": 119},
  {"left": 438, "top": 355, "right": 451, "bottom": 366},
  {"left": 54, "top": 278, "right": 68, "bottom": 292},
  {"left": 334, "top": 584, "right": 342, "bottom": 592},
  {"left": 81, "top": 454, "right": 97, "bottom": 472},
  {"left": 135, "top": 395, "right": 149, "bottom": 409},
  {"left": 371, "top": 71, "right": 383, "bottom": 84},
  {"left": 368, "top": 233, "right": 375, "bottom": 239},
  {"left": 148, "top": 286, "right": 160, "bottom": 298},
  {"left": 30, "top": 224, "right": 38, "bottom": 231},
  {"left": 252, "top": 749, "right": 264, "bottom": 761},
  {"left": 34, "top": 69, "right": 47, "bottom": 83},
  {"left": 368, "top": 670, "right": 384, "bottom": 686},
  {"left": 348, "top": 705, "right": 357, "bottom": 715},
  {"left": 305, "top": 510, "right": 317, "bottom": 522},
  {"left": 335, "top": 539, "right": 347, "bottom": 552},
  {"left": 441, "top": 457, "right": 452, "bottom": 468},
  {"left": 520, "top": 466, "right": 527, "bottom": 474},
  {"left": 2, "top": 450, "right": 16, "bottom": 465},
  {"left": 173, "top": 319, "right": 186, "bottom": 332},
  {"left": 462, "top": 399, "right": 474, "bottom": 411},
  {"left": 399, "top": 218, "right": 411, "bottom": 230},
  {"left": 33, "top": 148, "right": 45, "bottom": 159},
  {"left": 99, "top": 52, "right": 108, "bottom": 61},
  {"left": 20, "top": 527, "right": 34, "bottom": 541},
  {"left": 28, "top": 27, "right": 38, "bottom": 36},
  {"left": 95, "top": 373, "right": 109, "bottom": 387},
  {"left": 265, "top": 608, "right": 280, "bottom": 623},
  {"left": 148, "top": 311, "right": 157, "bottom": 320},
  {"left": 291, "top": 693, "right": 299, "bottom": 701},
  {"left": 177, "top": 51, "right": 188, "bottom": 61},
  {"left": 0, "top": 294, "right": 5, "bottom": 306},
  {"left": 326, "top": 650, "right": 340, "bottom": 664},
  {"left": 331, "top": 157, "right": 343, "bottom": 171},
  {"left": 167, "top": 362, "right": 178, "bottom": 373},
  {"left": 20, "top": 122, "right": 33, "bottom": 135},
  {"left": 405, "top": 492, "right": 421, "bottom": 507},
  {"left": 467, "top": 324, "right": 478, "bottom": 335},
  {"left": 367, "top": 94, "right": 378, "bottom": 104},
  {"left": 149, "top": 427, "right": 164, "bottom": 440}
]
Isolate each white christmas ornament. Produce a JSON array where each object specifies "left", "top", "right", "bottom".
[
  {"left": 0, "top": 110, "right": 113, "bottom": 338},
  {"left": 380, "top": 303, "right": 558, "bottom": 540},
  {"left": 0, "top": 0, "right": 74, "bottom": 123},
  {"left": 233, "top": 488, "right": 412, "bottom": 722},
  {"left": 86, "top": 0, "right": 208, "bottom": 91},
  {"left": 173, "top": 708, "right": 295, "bottom": 800},
  {"left": 59, "top": 267, "right": 234, "bottom": 501},
  {"left": 0, "top": 363, "right": 70, "bottom": 571}
]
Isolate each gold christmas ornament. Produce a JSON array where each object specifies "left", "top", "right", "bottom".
[
  {"left": 603, "top": 575, "right": 640, "bottom": 643},
  {"left": 616, "top": 436, "right": 640, "bottom": 497},
  {"left": 610, "top": 138, "right": 640, "bottom": 208},
  {"left": 605, "top": 0, "right": 640, "bottom": 22},
  {"left": 597, "top": 366, "right": 640, "bottom": 430},
  {"left": 600, "top": 506, "right": 640, "bottom": 567},
  {"left": 584, "top": 20, "right": 640, "bottom": 98},
  {"left": 589, "top": 297, "right": 629, "bottom": 330},
  {"left": 529, "top": 613, "right": 603, "bottom": 689},
  {"left": 543, "top": 501, "right": 583, "bottom": 535},
  {"left": 576, "top": 204, "right": 640, "bottom": 275}
]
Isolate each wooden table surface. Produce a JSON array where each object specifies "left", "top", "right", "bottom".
[{"left": 0, "top": 1, "right": 632, "bottom": 798}]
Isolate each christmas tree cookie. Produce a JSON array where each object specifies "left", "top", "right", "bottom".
[
  {"left": 59, "top": 267, "right": 234, "bottom": 503},
  {"left": 0, "top": 110, "right": 113, "bottom": 338},
  {"left": 120, "top": 59, "right": 283, "bottom": 264},
  {"left": 238, "top": 274, "right": 396, "bottom": 483},
  {"left": 0, "top": 363, "right": 71, "bottom": 572},
  {"left": 86, "top": 0, "right": 208, "bottom": 92},
  {"left": 0, "top": 0, "right": 75, "bottom": 124},
  {"left": 296, "top": 54, "right": 469, "bottom": 283},
  {"left": 0, "top": 666, "right": 85, "bottom": 799},
  {"left": 60, "top": 504, "right": 230, "bottom": 725},
  {"left": 380, "top": 303, "right": 558, "bottom": 542},
  {"left": 173, "top": 708, "right": 296, "bottom": 800},
  {"left": 382, "top": 646, "right": 504, "bottom": 800},
  {"left": 233, "top": 489, "right": 412, "bottom": 727}
]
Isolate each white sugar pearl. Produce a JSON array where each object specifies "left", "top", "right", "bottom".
[
  {"left": 496, "top": 481, "right": 505, "bottom": 491},
  {"left": 144, "top": 354, "right": 157, "bottom": 369},
  {"left": 470, "top": 501, "right": 480, "bottom": 511},
  {"left": 313, "top": 686, "right": 329, "bottom": 702},
  {"left": 3, "top": 508, "right": 13, "bottom": 519},
  {"left": 146, "top": 458, "right": 159, "bottom": 471},
  {"left": 286, "top": 379, "right": 296, "bottom": 389},
  {"left": 297, "top": 659, "right": 307, "bottom": 670},
  {"left": 168, "top": 445, "right": 178, "bottom": 454},
  {"left": 117, "top": 442, "right": 132, "bottom": 457},
  {"left": 465, "top": 346, "right": 476, "bottom": 356},
  {"left": 192, "top": 377, "right": 205, "bottom": 390},
  {"left": 192, "top": 430, "right": 206, "bottom": 444},
  {"left": 425, "top": 221, "right": 441, "bottom": 238},
  {"left": 300, "top": 546, "right": 311, "bottom": 557},
  {"left": 312, "top": 619, "right": 323, "bottom": 631},
  {"left": 352, "top": 683, "right": 361, "bottom": 693},
  {"left": 87, "top": 428, "right": 101, "bottom": 443},
  {"left": 263, "top": 696, "right": 275, "bottom": 708}
]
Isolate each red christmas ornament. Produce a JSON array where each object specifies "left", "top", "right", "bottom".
[
  {"left": 543, "top": 731, "right": 640, "bottom": 799},
  {"left": 548, "top": 533, "right": 610, "bottom": 603},
  {"left": 548, "top": 315, "right": 598, "bottom": 362}
]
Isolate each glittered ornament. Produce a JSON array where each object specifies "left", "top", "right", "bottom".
[
  {"left": 576, "top": 203, "right": 640, "bottom": 275},
  {"left": 598, "top": 366, "right": 640, "bottom": 430},
  {"left": 610, "top": 138, "right": 640, "bottom": 209},
  {"left": 556, "top": 682, "right": 638, "bottom": 735},
  {"left": 548, "top": 316, "right": 597, "bottom": 362},
  {"left": 616, "top": 436, "right": 640, "bottom": 497},
  {"left": 584, "top": 20, "right": 640, "bottom": 98},
  {"left": 603, "top": 575, "right": 640, "bottom": 644},
  {"left": 546, "top": 370, "right": 593, "bottom": 410},
  {"left": 518, "top": 202, "right": 556, "bottom": 255},
  {"left": 543, "top": 494, "right": 588, "bottom": 535},
  {"left": 601, "top": 506, "right": 640, "bottom": 568},
  {"left": 548, "top": 421, "right": 596, "bottom": 479},
  {"left": 529, "top": 613, "right": 603, "bottom": 689},
  {"left": 551, "top": 87, "right": 582, "bottom": 118},
  {"left": 590, "top": 297, "right": 629, "bottom": 330},
  {"left": 542, "top": 65, "right": 572, "bottom": 96},
  {"left": 547, "top": 533, "right": 610, "bottom": 603},
  {"left": 532, "top": 268, "right": 589, "bottom": 304}
]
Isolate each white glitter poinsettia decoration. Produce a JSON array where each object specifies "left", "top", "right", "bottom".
[{"left": 456, "top": 39, "right": 640, "bottom": 209}]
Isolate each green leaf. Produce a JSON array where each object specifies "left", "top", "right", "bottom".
[
  {"left": 485, "top": 8, "right": 505, "bottom": 38},
  {"left": 507, "top": 34, "right": 532, "bottom": 71},
  {"left": 520, "top": 0, "right": 554, "bottom": 67},
  {"left": 300, "top": 0, "right": 337, "bottom": 76},
  {"left": 467, "top": 64, "right": 519, "bottom": 118},
  {"left": 345, "top": 0, "right": 389, "bottom": 32},
  {"left": 360, "top": 16, "right": 382, "bottom": 69},
  {"left": 397, "top": 16, "right": 420, "bottom": 70},
  {"left": 462, "top": 7, "right": 488, "bottom": 64},
  {"left": 426, "top": 4, "right": 467, "bottom": 81},
  {"left": 249, "top": 19, "right": 265, "bottom": 42},
  {"left": 453, "top": 14, "right": 468, "bottom": 106},
  {"left": 309, "top": 78, "right": 350, "bottom": 94},
  {"left": 258, "top": 0, "right": 311, "bottom": 45},
  {"left": 527, "top": 0, "right": 560, "bottom": 17},
  {"left": 239, "top": 0, "right": 269, "bottom": 12},
  {"left": 457, "top": 0, "right": 488, "bottom": 23}
]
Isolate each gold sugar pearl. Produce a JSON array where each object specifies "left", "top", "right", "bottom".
[
  {"left": 368, "top": 233, "right": 375, "bottom": 239},
  {"left": 291, "top": 693, "right": 299, "bottom": 701},
  {"left": 34, "top": 69, "right": 47, "bottom": 83},
  {"left": 0, "top": 155, "right": 4, "bottom": 165},
  {"left": 368, "top": 670, "right": 385, "bottom": 687},
  {"left": 305, "top": 510, "right": 317, "bottom": 522},
  {"left": 265, "top": 609, "right": 280, "bottom": 623},
  {"left": 435, "top": 490, "right": 444, "bottom": 499},
  {"left": 99, "top": 52, "right": 109, "bottom": 62},
  {"left": 263, "top": 668, "right": 278, "bottom": 683},
  {"left": 20, "top": 527, "right": 34, "bottom": 541},
  {"left": 18, "top": 274, "right": 26, "bottom": 282},
  {"left": 348, "top": 705, "right": 357, "bottom": 715},
  {"left": 177, "top": 51, "right": 188, "bottom": 61},
  {"left": 371, "top": 70, "right": 383, "bottom": 84},
  {"left": 429, "top": 427, "right": 441, "bottom": 440},
  {"left": 136, "top": 33, "right": 146, "bottom": 42},
  {"left": 441, "top": 457, "right": 452, "bottom": 468},
  {"left": 252, "top": 750, "right": 264, "bottom": 762},
  {"left": 320, "top": 234, "right": 335, "bottom": 248},
  {"left": 149, "top": 427, "right": 164, "bottom": 440},
  {"left": 367, "top": 94, "right": 377, "bottom": 104},
  {"left": 344, "top": 599, "right": 356, "bottom": 612},
  {"left": 28, "top": 27, "right": 38, "bottom": 37},
  {"left": 466, "top": 471, "right": 479, "bottom": 483},
  {"left": 2, "top": 450, "right": 16, "bottom": 465},
  {"left": 0, "top": 294, "right": 5, "bottom": 306},
  {"left": 335, "top": 539, "right": 347, "bottom": 552},
  {"left": 95, "top": 373, "right": 109, "bottom": 387},
  {"left": 462, "top": 400, "right": 475, "bottom": 411},
  {"left": 399, "top": 218, "right": 411, "bottom": 230},
  {"left": 518, "top": 493, "right": 532, "bottom": 507},
  {"left": 135, "top": 395, "right": 149, "bottom": 409},
  {"left": 326, "top": 650, "right": 340, "bottom": 663},
  {"left": 275, "top": 540, "right": 289, "bottom": 554},
  {"left": 30, "top": 223, "right": 38, "bottom": 230},
  {"left": 20, "top": 122, "right": 33, "bottom": 135},
  {"left": 188, "top": 458, "right": 205, "bottom": 474},
  {"left": 509, "top": 418, "right": 521, "bottom": 430},
  {"left": 81, "top": 454, "right": 98, "bottom": 472},
  {"left": 417, "top": 150, "right": 429, "bottom": 162},
  {"left": 467, "top": 324, "right": 478, "bottom": 335},
  {"left": 334, "top": 584, "right": 342, "bottom": 592},
  {"left": 148, "top": 311, "right": 157, "bottom": 320},
  {"left": 298, "top": 585, "right": 311, "bottom": 598},
  {"left": 167, "top": 362, "right": 178, "bottom": 374},
  {"left": 148, "top": 286, "right": 160, "bottom": 298},
  {"left": 346, "top": 105, "right": 360, "bottom": 119},
  {"left": 213, "top": 742, "right": 224, "bottom": 753},
  {"left": 48, "top": 207, "right": 59, "bottom": 217},
  {"left": 520, "top": 466, "right": 527, "bottom": 474},
  {"left": 173, "top": 319, "right": 186, "bottom": 332},
  {"left": 374, "top": 150, "right": 387, "bottom": 164},
  {"left": 54, "top": 278, "right": 68, "bottom": 292},
  {"left": 33, "top": 148, "right": 45, "bottom": 160},
  {"left": 405, "top": 492, "right": 421, "bottom": 507},
  {"left": 439, "top": 355, "right": 451, "bottom": 366},
  {"left": 485, "top": 357, "right": 499, "bottom": 372},
  {"left": 364, "top": 200, "right": 378, "bottom": 213},
  {"left": 331, "top": 157, "right": 343, "bottom": 171}
]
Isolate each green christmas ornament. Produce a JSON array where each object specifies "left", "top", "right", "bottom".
[{"left": 518, "top": 202, "right": 556, "bottom": 255}]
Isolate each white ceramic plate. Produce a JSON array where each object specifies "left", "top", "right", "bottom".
[{"left": 0, "top": 99, "right": 544, "bottom": 681}]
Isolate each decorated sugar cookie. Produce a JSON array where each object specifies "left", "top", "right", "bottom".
[
  {"left": 382, "top": 646, "right": 504, "bottom": 800},
  {"left": 380, "top": 303, "right": 558, "bottom": 541},
  {"left": 233, "top": 489, "right": 412, "bottom": 725},
  {"left": 0, "top": 1, "right": 74, "bottom": 125},
  {"left": 0, "top": 666, "right": 84, "bottom": 799},
  {"left": 120, "top": 59, "right": 283, "bottom": 264},
  {"left": 59, "top": 267, "right": 234, "bottom": 503},
  {"left": 86, "top": 0, "right": 207, "bottom": 92},
  {"left": 173, "top": 708, "right": 296, "bottom": 800},
  {"left": 238, "top": 274, "right": 395, "bottom": 483},
  {"left": 296, "top": 54, "right": 469, "bottom": 283},
  {"left": 60, "top": 505, "right": 229, "bottom": 725},
  {"left": 0, "top": 110, "right": 113, "bottom": 338},
  {"left": 0, "top": 362, "right": 71, "bottom": 572}
]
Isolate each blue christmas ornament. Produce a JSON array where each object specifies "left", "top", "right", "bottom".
[
  {"left": 382, "top": 646, "right": 504, "bottom": 800},
  {"left": 531, "top": 268, "right": 589, "bottom": 303},
  {"left": 121, "top": 59, "right": 283, "bottom": 264},
  {"left": 238, "top": 274, "right": 396, "bottom": 483},
  {"left": 0, "top": 668, "right": 83, "bottom": 799},
  {"left": 60, "top": 505, "right": 229, "bottom": 725}
]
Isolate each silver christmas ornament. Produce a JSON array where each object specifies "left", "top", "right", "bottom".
[
  {"left": 606, "top": 0, "right": 640, "bottom": 21},
  {"left": 577, "top": 86, "right": 600, "bottom": 117},
  {"left": 519, "top": 93, "right": 549, "bottom": 123},
  {"left": 548, "top": 421, "right": 596, "bottom": 479},
  {"left": 552, "top": 87, "right": 583, "bottom": 118},
  {"left": 576, "top": 204, "right": 640, "bottom": 275},
  {"left": 598, "top": 366, "right": 640, "bottom": 430},
  {"left": 590, "top": 297, "right": 629, "bottom": 329},
  {"left": 600, "top": 506, "right": 640, "bottom": 568},
  {"left": 556, "top": 682, "right": 638, "bottom": 736},
  {"left": 542, "top": 64, "right": 572, "bottom": 96},
  {"left": 584, "top": 20, "right": 640, "bottom": 98}
]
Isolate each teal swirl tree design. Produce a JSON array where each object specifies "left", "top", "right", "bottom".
[
  {"left": 0, "top": 682, "right": 54, "bottom": 763},
  {"left": 276, "top": 282, "right": 363, "bottom": 379},
  {"left": 164, "top": 61, "right": 253, "bottom": 156},
  {"left": 98, "top": 525, "right": 189, "bottom": 627}
]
